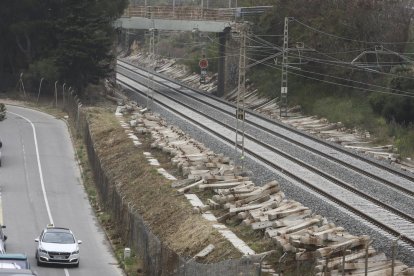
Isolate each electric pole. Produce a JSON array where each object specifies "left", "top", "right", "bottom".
[
  {"left": 235, "top": 23, "right": 248, "bottom": 171},
  {"left": 280, "top": 17, "right": 289, "bottom": 117},
  {"left": 146, "top": 13, "right": 156, "bottom": 110}
]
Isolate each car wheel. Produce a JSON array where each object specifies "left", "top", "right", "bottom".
[
  {"left": 36, "top": 253, "right": 42, "bottom": 267},
  {"left": 73, "top": 262, "right": 79, "bottom": 268}
]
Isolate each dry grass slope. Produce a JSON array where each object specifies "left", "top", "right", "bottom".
[{"left": 86, "top": 107, "right": 241, "bottom": 263}]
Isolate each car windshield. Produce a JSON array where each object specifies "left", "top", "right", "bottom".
[{"left": 42, "top": 232, "right": 75, "bottom": 244}]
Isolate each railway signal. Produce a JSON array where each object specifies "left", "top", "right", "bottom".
[
  {"left": 199, "top": 55, "right": 208, "bottom": 84},
  {"left": 199, "top": 58, "right": 208, "bottom": 69}
]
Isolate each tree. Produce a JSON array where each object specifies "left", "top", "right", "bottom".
[{"left": 0, "top": 0, "right": 128, "bottom": 95}]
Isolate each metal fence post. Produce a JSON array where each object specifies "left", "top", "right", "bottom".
[
  {"left": 342, "top": 249, "right": 351, "bottom": 276},
  {"left": 392, "top": 236, "right": 402, "bottom": 276}
]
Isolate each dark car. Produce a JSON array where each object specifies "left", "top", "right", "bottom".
[{"left": 0, "top": 254, "right": 30, "bottom": 269}]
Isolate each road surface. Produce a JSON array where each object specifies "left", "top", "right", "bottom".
[{"left": 0, "top": 105, "right": 123, "bottom": 276}]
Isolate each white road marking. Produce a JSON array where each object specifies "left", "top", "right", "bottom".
[
  {"left": 10, "top": 112, "right": 53, "bottom": 225},
  {"left": 10, "top": 111, "right": 70, "bottom": 275},
  {"left": 0, "top": 192, "right": 3, "bottom": 225}
]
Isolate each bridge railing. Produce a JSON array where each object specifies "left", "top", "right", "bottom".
[{"left": 123, "top": 5, "right": 236, "bottom": 21}]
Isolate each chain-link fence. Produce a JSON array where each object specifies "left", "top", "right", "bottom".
[{"left": 64, "top": 92, "right": 260, "bottom": 275}]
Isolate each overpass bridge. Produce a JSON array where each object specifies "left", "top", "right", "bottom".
[{"left": 116, "top": 4, "right": 273, "bottom": 96}]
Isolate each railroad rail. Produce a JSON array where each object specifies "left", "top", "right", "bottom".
[{"left": 116, "top": 59, "right": 414, "bottom": 260}]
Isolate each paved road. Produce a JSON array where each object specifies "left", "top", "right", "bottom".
[{"left": 0, "top": 105, "right": 123, "bottom": 276}]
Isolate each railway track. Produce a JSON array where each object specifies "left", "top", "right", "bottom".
[{"left": 116, "top": 59, "right": 414, "bottom": 255}]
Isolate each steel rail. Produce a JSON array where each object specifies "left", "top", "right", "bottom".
[
  {"left": 117, "top": 73, "right": 414, "bottom": 248},
  {"left": 117, "top": 60, "right": 414, "bottom": 198}
]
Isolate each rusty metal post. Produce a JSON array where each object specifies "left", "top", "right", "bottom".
[
  {"left": 364, "top": 243, "right": 369, "bottom": 276},
  {"left": 392, "top": 236, "right": 402, "bottom": 276},
  {"left": 342, "top": 249, "right": 351, "bottom": 276}
]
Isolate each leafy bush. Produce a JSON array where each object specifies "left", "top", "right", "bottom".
[{"left": 369, "top": 73, "right": 414, "bottom": 125}]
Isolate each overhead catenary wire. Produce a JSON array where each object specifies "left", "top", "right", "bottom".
[
  {"left": 286, "top": 52, "right": 414, "bottom": 82},
  {"left": 293, "top": 18, "right": 414, "bottom": 45},
  {"left": 245, "top": 56, "right": 414, "bottom": 98}
]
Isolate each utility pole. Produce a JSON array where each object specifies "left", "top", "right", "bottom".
[
  {"left": 280, "top": 17, "right": 289, "bottom": 117},
  {"left": 146, "top": 26, "right": 156, "bottom": 110},
  {"left": 235, "top": 23, "right": 247, "bottom": 171},
  {"left": 124, "top": 28, "right": 130, "bottom": 53}
]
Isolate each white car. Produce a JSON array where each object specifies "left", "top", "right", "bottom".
[{"left": 35, "top": 225, "right": 81, "bottom": 267}]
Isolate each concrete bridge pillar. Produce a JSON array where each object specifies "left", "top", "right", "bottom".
[
  {"left": 216, "top": 30, "right": 228, "bottom": 97},
  {"left": 216, "top": 27, "right": 239, "bottom": 98}
]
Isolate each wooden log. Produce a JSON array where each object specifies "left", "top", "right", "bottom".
[
  {"left": 291, "top": 235, "right": 325, "bottom": 249},
  {"left": 207, "top": 199, "right": 220, "bottom": 210},
  {"left": 217, "top": 212, "right": 231, "bottom": 223},
  {"left": 267, "top": 206, "right": 310, "bottom": 220},
  {"left": 223, "top": 203, "right": 235, "bottom": 210},
  {"left": 273, "top": 236, "right": 289, "bottom": 250},
  {"left": 234, "top": 187, "right": 279, "bottom": 206},
  {"left": 247, "top": 250, "right": 277, "bottom": 262},
  {"left": 237, "top": 212, "right": 248, "bottom": 220},
  {"left": 241, "top": 218, "right": 253, "bottom": 226},
  {"left": 227, "top": 181, "right": 279, "bottom": 200},
  {"left": 313, "top": 226, "right": 345, "bottom": 238},
  {"left": 211, "top": 178, "right": 251, "bottom": 185},
  {"left": 276, "top": 218, "right": 322, "bottom": 236},
  {"left": 229, "top": 204, "right": 265, "bottom": 215},
  {"left": 205, "top": 175, "right": 248, "bottom": 183},
  {"left": 310, "top": 222, "right": 335, "bottom": 232},
  {"left": 189, "top": 169, "right": 211, "bottom": 176},
  {"left": 251, "top": 221, "right": 274, "bottom": 230},
  {"left": 216, "top": 185, "right": 256, "bottom": 195},
  {"left": 248, "top": 194, "right": 287, "bottom": 219},
  {"left": 264, "top": 201, "right": 300, "bottom": 215},
  {"left": 318, "top": 232, "right": 357, "bottom": 243},
  {"left": 198, "top": 182, "right": 248, "bottom": 190},
  {"left": 245, "top": 194, "right": 271, "bottom": 206},
  {"left": 290, "top": 227, "right": 348, "bottom": 248},
  {"left": 313, "top": 247, "right": 376, "bottom": 265},
  {"left": 327, "top": 264, "right": 407, "bottom": 276},
  {"left": 199, "top": 205, "right": 210, "bottom": 212},
  {"left": 262, "top": 180, "right": 280, "bottom": 189},
  {"left": 277, "top": 215, "right": 320, "bottom": 229},
  {"left": 252, "top": 212, "right": 311, "bottom": 230},
  {"left": 400, "top": 268, "right": 414, "bottom": 275},
  {"left": 266, "top": 225, "right": 318, "bottom": 239},
  {"left": 194, "top": 244, "right": 215, "bottom": 259},
  {"left": 215, "top": 189, "right": 278, "bottom": 205},
  {"left": 282, "top": 242, "right": 300, "bottom": 253},
  {"left": 176, "top": 179, "right": 204, "bottom": 194},
  {"left": 344, "top": 260, "right": 402, "bottom": 270},
  {"left": 316, "top": 235, "right": 371, "bottom": 257},
  {"left": 171, "top": 179, "right": 195, "bottom": 188},
  {"left": 212, "top": 194, "right": 234, "bottom": 204}
]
